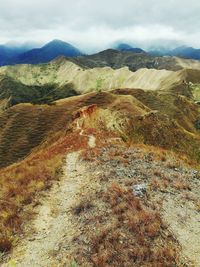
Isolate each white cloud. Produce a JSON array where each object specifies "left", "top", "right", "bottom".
[{"left": 0, "top": 0, "right": 200, "bottom": 51}]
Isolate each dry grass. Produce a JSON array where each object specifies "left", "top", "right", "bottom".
[
  {"left": 0, "top": 88, "right": 199, "bottom": 258},
  {"left": 69, "top": 142, "right": 197, "bottom": 266},
  {"left": 195, "top": 202, "right": 200, "bottom": 212},
  {"left": 172, "top": 178, "right": 191, "bottom": 191},
  {"left": 73, "top": 198, "right": 94, "bottom": 216},
  {"left": 0, "top": 130, "right": 89, "bottom": 252},
  {"left": 0, "top": 154, "right": 62, "bottom": 252},
  {"left": 1, "top": 89, "right": 200, "bottom": 171},
  {"left": 86, "top": 183, "right": 180, "bottom": 267},
  {"left": 0, "top": 94, "right": 120, "bottom": 253},
  {"left": 150, "top": 177, "right": 169, "bottom": 191}
]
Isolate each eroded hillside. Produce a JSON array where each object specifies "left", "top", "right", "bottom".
[{"left": 1, "top": 57, "right": 200, "bottom": 107}]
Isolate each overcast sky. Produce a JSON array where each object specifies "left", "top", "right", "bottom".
[{"left": 1, "top": 0, "right": 200, "bottom": 52}]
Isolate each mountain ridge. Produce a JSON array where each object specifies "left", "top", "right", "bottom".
[
  {"left": 114, "top": 43, "right": 145, "bottom": 53},
  {"left": 149, "top": 45, "right": 200, "bottom": 60},
  {"left": 2, "top": 39, "right": 200, "bottom": 66}
]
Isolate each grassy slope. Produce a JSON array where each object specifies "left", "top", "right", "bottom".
[
  {"left": 0, "top": 76, "right": 78, "bottom": 105},
  {"left": 1, "top": 90, "right": 200, "bottom": 169},
  {"left": 0, "top": 89, "right": 200, "bottom": 258}
]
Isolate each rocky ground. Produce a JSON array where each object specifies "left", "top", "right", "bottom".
[{"left": 70, "top": 144, "right": 200, "bottom": 266}]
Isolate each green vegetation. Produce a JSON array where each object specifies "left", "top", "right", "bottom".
[
  {"left": 191, "top": 83, "right": 200, "bottom": 102},
  {"left": 70, "top": 261, "right": 78, "bottom": 267},
  {"left": 118, "top": 76, "right": 126, "bottom": 87},
  {"left": 0, "top": 76, "right": 78, "bottom": 105},
  {"left": 95, "top": 77, "right": 105, "bottom": 92}
]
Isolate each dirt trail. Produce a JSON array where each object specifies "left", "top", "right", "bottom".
[
  {"left": 3, "top": 151, "right": 92, "bottom": 267},
  {"left": 78, "top": 120, "right": 96, "bottom": 148}
]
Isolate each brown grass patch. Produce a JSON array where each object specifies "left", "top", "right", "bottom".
[
  {"left": 86, "top": 183, "right": 181, "bottom": 267},
  {"left": 0, "top": 130, "right": 88, "bottom": 252}
]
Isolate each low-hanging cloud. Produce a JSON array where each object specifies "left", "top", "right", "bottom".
[{"left": 0, "top": 0, "right": 200, "bottom": 51}]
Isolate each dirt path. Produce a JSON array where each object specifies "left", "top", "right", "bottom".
[
  {"left": 3, "top": 151, "right": 92, "bottom": 267},
  {"left": 76, "top": 119, "right": 96, "bottom": 149}
]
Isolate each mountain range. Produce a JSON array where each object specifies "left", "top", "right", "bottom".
[
  {"left": 116, "top": 43, "right": 200, "bottom": 60},
  {"left": 149, "top": 45, "right": 200, "bottom": 59},
  {"left": 2, "top": 40, "right": 200, "bottom": 66}
]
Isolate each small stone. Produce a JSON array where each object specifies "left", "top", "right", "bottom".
[
  {"left": 133, "top": 184, "right": 147, "bottom": 197},
  {"left": 54, "top": 245, "right": 60, "bottom": 251}
]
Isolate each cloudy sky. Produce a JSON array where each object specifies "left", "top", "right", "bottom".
[{"left": 1, "top": 0, "right": 200, "bottom": 51}]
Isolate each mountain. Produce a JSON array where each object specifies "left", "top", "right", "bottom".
[
  {"left": 114, "top": 43, "right": 145, "bottom": 53},
  {"left": 148, "top": 47, "right": 172, "bottom": 56},
  {"left": 2, "top": 54, "right": 200, "bottom": 104},
  {"left": 0, "top": 45, "right": 31, "bottom": 66},
  {"left": 149, "top": 45, "right": 200, "bottom": 60},
  {"left": 16, "top": 39, "right": 82, "bottom": 64},
  {"left": 1, "top": 40, "right": 200, "bottom": 66},
  {"left": 170, "top": 46, "right": 200, "bottom": 59},
  {"left": 69, "top": 48, "right": 199, "bottom": 71}
]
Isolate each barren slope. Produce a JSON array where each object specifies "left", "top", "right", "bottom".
[
  {"left": 0, "top": 60, "right": 189, "bottom": 96},
  {"left": 1, "top": 53, "right": 200, "bottom": 107}
]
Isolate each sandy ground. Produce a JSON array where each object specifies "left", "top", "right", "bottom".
[{"left": 163, "top": 197, "right": 200, "bottom": 267}]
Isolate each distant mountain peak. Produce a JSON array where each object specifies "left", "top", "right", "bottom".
[
  {"left": 116, "top": 43, "right": 133, "bottom": 50},
  {"left": 149, "top": 45, "right": 200, "bottom": 59},
  {"left": 16, "top": 39, "right": 82, "bottom": 64},
  {"left": 114, "top": 43, "right": 145, "bottom": 53},
  {"left": 44, "top": 39, "right": 71, "bottom": 47},
  {"left": 99, "top": 48, "right": 119, "bottom": 54}
]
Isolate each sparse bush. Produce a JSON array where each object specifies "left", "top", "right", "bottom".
[
  {"left": 70, "top": 260, "right": 78, "bottom": 267},
  {"left": 0, "top": 235, "right": 12, "bottom": 252},
  {"left": 73, "top": 199, "right": 94, "bottom": 215}
]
